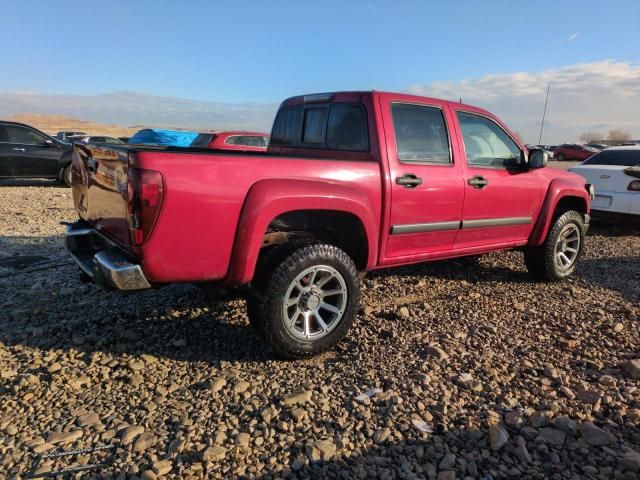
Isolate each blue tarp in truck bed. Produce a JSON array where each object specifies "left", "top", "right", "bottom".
[{"left": 128, "top": 129, "right": 199, "bottom": 147}]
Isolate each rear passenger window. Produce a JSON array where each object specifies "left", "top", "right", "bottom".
[
  {"left": 270, "top": 103, "right": 369, "bottom": 152},
  {"left": 391, "top": 103, "right": 451, "bottom": 164}
]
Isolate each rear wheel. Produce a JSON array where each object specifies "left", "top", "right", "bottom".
[
  {"left": 524, "top": 210, "right": 585, "bottom": 281},
  {"left": 61, "top": 163, "right": 72, "bottom": 186},
  {"left": 248, "top": 243, "right": 360, "bottom": 358}
]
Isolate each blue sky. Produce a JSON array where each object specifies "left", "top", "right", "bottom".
[
  {"left": 1, "top": 1, "right": 639, "bottom": 142},
  {"left": 1, "top": 0, "right": 638, "bottom": 103}
]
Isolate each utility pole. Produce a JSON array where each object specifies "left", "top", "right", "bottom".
[{"left": 538, "top": 82, "right": 551, "bottom": 144}]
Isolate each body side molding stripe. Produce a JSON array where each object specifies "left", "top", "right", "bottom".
[
  {"left": 461, "top": 216, "right": 532, "bottom": 229},
  {"left": 390, "top": 221, "right": 461, "bottom": 234},
  {"left": 391, "top": 217, "right": 532, "bottom": 234}
]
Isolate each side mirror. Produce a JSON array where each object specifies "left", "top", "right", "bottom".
[
  {"left": 44, "top": 139, "right": 55, "bottom": 146},
  {"left": 528, "top": 148, "right": 548, "bottom": 169}
]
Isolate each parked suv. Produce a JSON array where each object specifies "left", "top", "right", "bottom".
[
  {"left": 0, "top": 121, "right": 74, "bottom": 185},
  {"left": 56, "top": 131, "right": 87, "bottom": 143},
  {"left": 68, "top": 135, "right": 125, "bottom": 144}
]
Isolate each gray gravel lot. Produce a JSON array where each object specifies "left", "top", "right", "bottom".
[{"left": 0, "top": 175, "right": 639, "bottom": 480}]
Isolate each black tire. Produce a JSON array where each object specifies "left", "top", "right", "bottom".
[
  {"left": 61, "top": 163, "right": 72, "bottom": 187},
  {"left": 524, "top": 210, "right": 585, "bottom": 281},
  {"left": 246, "top": 239, "right": 316, "bottom": 337},
  {"left": 248, "top": 243, "right": 360, "bottom": 358},
  {"left": 556, "top": 153, "right": 566, "bottom": 161}
]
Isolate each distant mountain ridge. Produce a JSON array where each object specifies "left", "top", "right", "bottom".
[
  {"left": 4, "top": 113, "right": 139, "bottom": 137},
  {"left": 0, "top": 91, "right": 278, "bottom": 132}
]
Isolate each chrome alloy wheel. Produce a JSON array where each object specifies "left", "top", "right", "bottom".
[
  {"left": 554, "top": 223, "right": 580, "bottom": 270},
  {"left": 282, "top": 265, "right": 348, "bottom": 340}
]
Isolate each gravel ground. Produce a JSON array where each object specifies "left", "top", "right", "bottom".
[{"left": 1, "top": 178, "right": 639, "bottom": 480}]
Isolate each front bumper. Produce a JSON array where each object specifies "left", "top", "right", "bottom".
[{"left": 65, "top": 223, "right": 151, "bottom": 291}]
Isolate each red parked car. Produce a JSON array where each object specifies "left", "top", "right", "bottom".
[
  {"left": 553, "top": 144, "right": 599, "bottom": 161},
  {"left": 191, "top": 131, "right": 269, "bottom": 152},
  {"left": 67, "top": 91, "right": 592, "bottom": 358}
]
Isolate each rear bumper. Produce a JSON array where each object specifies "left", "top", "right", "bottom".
[
  {"left": 65, "top": 222, "right": 151, "bottom": 291},
  {"left": 591, "top": 191, "right": 640, "bottom": 216}
]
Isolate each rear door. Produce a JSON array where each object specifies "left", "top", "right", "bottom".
[
  {"left": 3, "top": 124, "right": 60, "bottom": 177},
  {"left": 453, "top": 110, "right": 542, "bottom": 249},
  {"left": 381, "top": 95, "right": 465, "bottom": 260}
]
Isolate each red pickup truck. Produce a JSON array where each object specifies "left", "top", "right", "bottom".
[{"left": 67, "top": 91, "right": 593, "bottom": 358}]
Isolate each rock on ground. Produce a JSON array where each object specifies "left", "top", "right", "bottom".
[{"left": 0, "top": 183, "right": 638, "bottom": 478}]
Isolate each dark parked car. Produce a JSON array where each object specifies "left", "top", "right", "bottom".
[
  {"left": 0, "top": 121, "right": 74, "bottom": 185},
  {"left": 68, "top": 135, "right": 125, "bottom": 144},
  {"left": 56, "top": 131, "right": 87, "bottom": 143},
  {"left": 553, "top": 144, "right": 599, "bottom": 161}
]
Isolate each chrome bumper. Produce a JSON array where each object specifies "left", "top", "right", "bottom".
[{"left": 65, "top": 224, "right": 151, "bottom": 291}]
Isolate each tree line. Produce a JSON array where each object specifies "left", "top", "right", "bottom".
[{"left": 579, "top": 129, "right": 633, "bottom": 143}]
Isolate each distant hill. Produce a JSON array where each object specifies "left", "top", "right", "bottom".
[
  {"left": 0, "top": 91, "right": 277, "bottom": 133},
  {"left": 4, "top": 114, "right": 139, "bottom": 137}
]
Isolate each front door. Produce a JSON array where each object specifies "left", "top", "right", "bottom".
[
  {"left": 382, "top": 97, "right": 465, "bottom": 260},
  {"left": 453, "top": 110, "right": 541, "bottom": 249}
]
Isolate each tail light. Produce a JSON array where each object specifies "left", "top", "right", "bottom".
[
  {"left": 127, "top": 168, "right": 164, "bottom": 245},
  {"left": 628, "top": 180, "right": 640, "bottom": 192}
]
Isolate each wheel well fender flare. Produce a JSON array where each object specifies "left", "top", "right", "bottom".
[
  {"left": 226, "top": 179, "right": 378, "bottom": 285},
  {"left": 528, "top": 179, "right": 590, "bottom": 246}
]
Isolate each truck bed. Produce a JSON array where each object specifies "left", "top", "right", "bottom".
[{"left": 71, "top": 142, "right": 383, "bottom": 284}]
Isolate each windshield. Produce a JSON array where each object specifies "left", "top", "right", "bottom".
[{"left": 582, "top": 149, "right": 640, "bottom": 167}]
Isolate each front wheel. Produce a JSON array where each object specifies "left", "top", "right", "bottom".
[
  {"left": 248, "top": 243, "right": 360, "bottom": 358},
  {"left": 556, "top": 153, "right": 566, "bottom": 161},
  {"left": 524, "top": 210, "right": 585, "bottom": 281}
]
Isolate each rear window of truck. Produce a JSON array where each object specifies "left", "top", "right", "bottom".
[
  {"left": 225, "top": 135, "right": 269, "bottom": 147},
  {"left": 270, "top": 103, "right": 369, "bottom": 152}
]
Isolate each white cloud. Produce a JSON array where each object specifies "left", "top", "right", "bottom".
[
  {"left": 567, "top": 32, "right": 580, "bottom": 42},
  {"left": 407, "top": 60, "right": 640, "bottom": 144}
]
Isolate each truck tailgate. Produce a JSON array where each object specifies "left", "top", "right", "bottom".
[{"left": 72, "top": 143, "right": 131, "bottom": 248}]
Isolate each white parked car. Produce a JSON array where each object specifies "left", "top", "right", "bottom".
[{"left": 568, "top": 146, "right": 640, "bottom": 216}]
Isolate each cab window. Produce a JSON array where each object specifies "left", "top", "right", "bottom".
[
  {"left": 457, "top": 112, "right": 522, "bottom": 168},
  {"left": 391, "top": 103, "right": 451, "bottom": 164},
  {"left": 271, "top": 103, "right": 369, "bottom": 152}
]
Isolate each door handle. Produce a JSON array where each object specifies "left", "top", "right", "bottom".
[
  {"left": 468, "top": 176, "right": 489, "bottom": 189},
  {"left": 396, "top": 173, "right": 423, "bottom": 188},
  {"left": 12, "top": 147, "right": 26, "bottom": 152}
]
